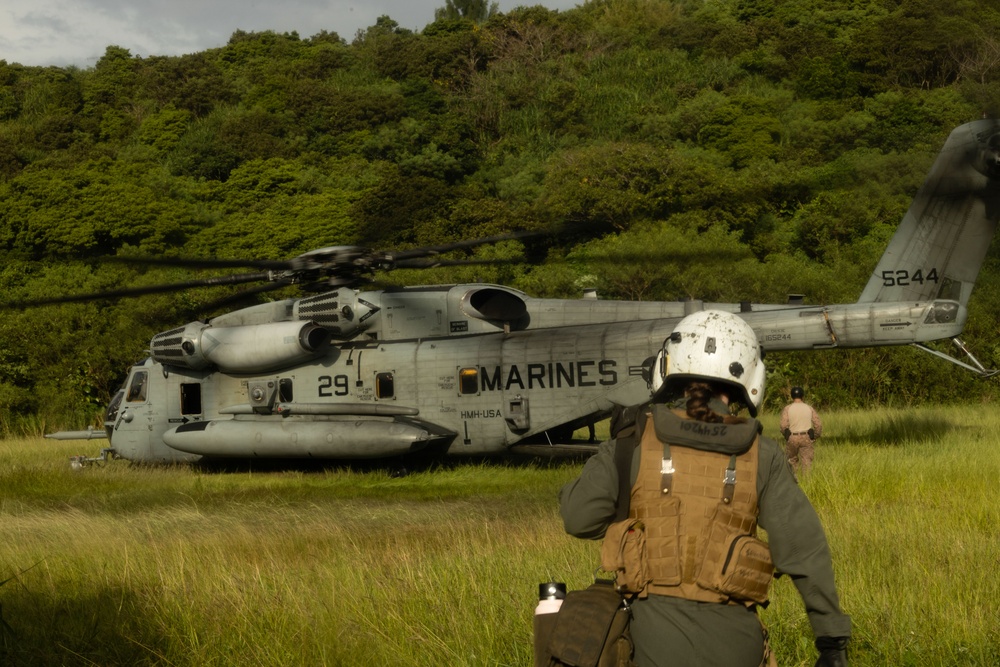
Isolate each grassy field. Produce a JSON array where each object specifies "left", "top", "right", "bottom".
[{"left": 1, "top": 407, "right": 998, "bottom": 666}]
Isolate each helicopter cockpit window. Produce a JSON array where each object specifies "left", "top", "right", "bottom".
[
  {"left": 180, "top": 383, "right": 202, "bottom": 415},
  {"left": 375, "top": 372, "right": 395, "bottom": 399},
  {"left": 459, "top": 368, "right": 479, "bottom": 395},
  {"left": 126, "top": 371, "right": 148, "bottom": 402}
]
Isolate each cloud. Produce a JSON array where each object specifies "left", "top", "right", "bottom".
[
  {"left": 0, "top": 0, "right": 580, "bottom": 68},
  {"left": 2, "top": 0, "right": 372, "bottom": 66}
]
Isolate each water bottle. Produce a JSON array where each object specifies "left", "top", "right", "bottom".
[{"left": 533, "top": 582, "right": 566, "bottom": 667}]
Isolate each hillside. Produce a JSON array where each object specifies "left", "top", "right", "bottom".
[{"left": 2, "top": 0, "right": 1000, "bottom": 430}]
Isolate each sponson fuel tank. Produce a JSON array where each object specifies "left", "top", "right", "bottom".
[{"left": 162, "top": 417, "right": 454, "bottom": 458}]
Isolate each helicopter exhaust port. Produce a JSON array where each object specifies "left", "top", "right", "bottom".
[{"left": 150, "top": 321, "right": 331, "bottom": 373}]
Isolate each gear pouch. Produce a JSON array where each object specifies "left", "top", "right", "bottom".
[
  {"left": 697, "top": 529, "right": 774, "bottom": 604},
  {"left": 601, "top": 518, "right": 649, "bottom": 595},
  {"left": 641, "top": 510, "right": 681, "bottom": 588},
  {"left": 696, "top": 506, "right": 773, "bottom": 604},
  {"left": 718, "top": 535, "right": 774, "bottom": 604}
]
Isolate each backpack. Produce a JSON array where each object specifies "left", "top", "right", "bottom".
[{"left": 536, "top": 580, "right": 634, "bottom": 667}]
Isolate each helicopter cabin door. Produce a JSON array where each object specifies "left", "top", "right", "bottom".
[{"left": 111, "top": 361, "right": 196, "bottom": 462}]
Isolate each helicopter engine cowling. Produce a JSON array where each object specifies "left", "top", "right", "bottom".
[
  {"left": 150, "top": 321, "right": 331, "bottom": 373},
  {"left": 293, "top": 290, "right": 378, "bottom": 340}
]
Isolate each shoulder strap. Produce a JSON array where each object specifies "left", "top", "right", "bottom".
[{"left": 613, "top": 409, "right": 648, "bottom": 522}]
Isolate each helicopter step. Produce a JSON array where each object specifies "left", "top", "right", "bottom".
[{"left": 161, "top": 416, "right": 455, "bottom": 458}]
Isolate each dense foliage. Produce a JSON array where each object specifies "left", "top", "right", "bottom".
[{"left": 2, "top": 0, "right": 1000, "bottom": 430}]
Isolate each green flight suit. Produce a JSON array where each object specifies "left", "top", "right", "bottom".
[{"left": 559, "top": 405, "right": 851, "bottom": 667}]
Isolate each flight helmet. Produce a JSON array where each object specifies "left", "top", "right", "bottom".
[
  {"left": 650, "top": 310, "right": 766, "bottom": 416},
  {"left": 791, "top": 386, "right": 804, "bottom": 399}
]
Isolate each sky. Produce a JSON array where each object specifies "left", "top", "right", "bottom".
[{"left": 0, "top": 0, "right": 582, "bottom": 68}]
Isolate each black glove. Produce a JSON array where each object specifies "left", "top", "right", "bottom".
[
  {"left": 808, "top": 428, "right": 816, "bottom": 439},
  {"left": 814, "top": 636, "right": 848, "bottom": 667},
  {"left": 781, "top": 428, "right": 791, "bottom": 440}
]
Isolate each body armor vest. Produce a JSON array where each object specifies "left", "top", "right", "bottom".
[{"left": 604, "top": 409, "right": 774, "bottom": 605}]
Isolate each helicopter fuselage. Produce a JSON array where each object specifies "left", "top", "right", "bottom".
[{"left": 104, "top": 284, "right": 968, "bottom": 463}]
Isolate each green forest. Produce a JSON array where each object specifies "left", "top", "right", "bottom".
[{"left": 2, "top": 0, "right": 1000, "bottom": 432}]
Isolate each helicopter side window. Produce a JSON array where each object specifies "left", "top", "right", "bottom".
[
  {"left": 126, "top": 371, "right": 148, "bottom": 402},
  {"left": 279, "top": 378, "right": 294, "bottom": 403},
  {"left": 375, "top": 372, "right": 394, "bottom": 399},
  {"left": 459, "top": 368, "right": 479, "bottom": 395},
  {"left": 180, "top": 383, "right": 202, "bottom": 415}
]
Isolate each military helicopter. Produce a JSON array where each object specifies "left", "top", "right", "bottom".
[{"left": 34, "top": 119, "right": 1000, "bottom": 464}]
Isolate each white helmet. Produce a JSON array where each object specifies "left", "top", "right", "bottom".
[{"left": 651, "top": 310, "right": 765, "bottom": 416}]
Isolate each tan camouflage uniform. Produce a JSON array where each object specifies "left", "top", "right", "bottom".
[{"left": 780, "top": 398, "right": 822, "bottom": 473}]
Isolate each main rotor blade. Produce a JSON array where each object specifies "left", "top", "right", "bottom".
[
  {"left": 106, "top": 256, "right": 291, "bottom": 270},
  {"left": 388, "top": 231, "right": 546, "bottom": 261},
  {"left": 391, "top": 258, "right": 516, "bottom": 269},
  {"left": 0, "top": 272, "right": 273, "bottom": 309},
  {"left": 392, "top": 247, "right": 748, "bottom": 270},
  {"left": 563, "top": 248, "right": 752, "bottom": 264},
  {"left": 197, "top": 278, "right": 298, "bottom": 314}
]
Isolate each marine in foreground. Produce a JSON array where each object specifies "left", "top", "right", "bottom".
[{"left": 559, "top": 310, "right": 851, "bottom": 666}]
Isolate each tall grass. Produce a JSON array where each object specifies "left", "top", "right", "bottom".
[
  {"left": 1, "top": 406, "right": 999, "bottom": 665},
  {"left": 0, "top": 409, "right": 104, "bottom": 439},
  {"left": 758, "top": 407, "right": 1000, "bottom": 666}
]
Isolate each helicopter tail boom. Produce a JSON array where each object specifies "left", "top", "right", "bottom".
[{"left": 858, "top": 119, "right": 1000, "bottom": 306}]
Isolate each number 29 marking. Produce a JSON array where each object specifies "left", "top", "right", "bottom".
[
  {"left": 882, "top": 268, "right": 938, "bottom": 287},
  {"left": 318, "top": 375, "right": 349, "bottom": 397}
]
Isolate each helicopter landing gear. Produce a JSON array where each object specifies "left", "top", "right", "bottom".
[
  {"left": 911, "top": 337, "right": 999, "bottom": 378},
  {"left": 69, "top": 447, "right": 119, "bottom": 470}
]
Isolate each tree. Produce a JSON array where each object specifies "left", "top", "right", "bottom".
[
  {"left": 434, "top": 0, "right": 499, "bottom": 23},
  {"left": 83, "top": 45, "right": 140, "bottom": 141}
]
